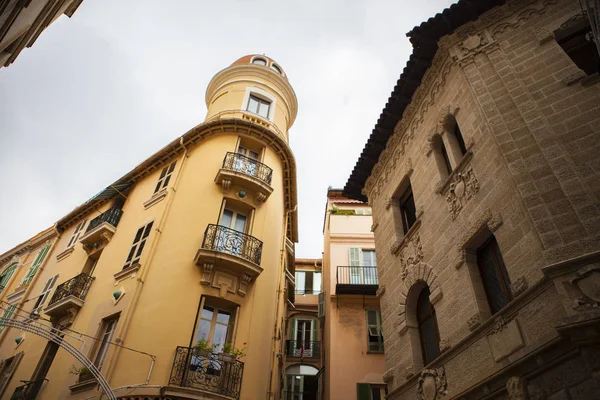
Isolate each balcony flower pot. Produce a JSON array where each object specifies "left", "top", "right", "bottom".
[
  {"left": 78, "top": 370, "right": 94, "bottom": 383},
  {"left": 194, "top": 348, "right": 212, "bottom": 359},
  {"left": 218, "top": 352, "right": 235, "bottom": 363}
]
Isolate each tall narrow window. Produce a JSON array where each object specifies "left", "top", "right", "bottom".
[
  {"left": 123, "top": 222, "right": 154, "bottom": 270},
  {"left": 0, "top": 352, "right": 23, "bottom": 397},
  {"left": 477, "top": 236, "right": 512, "bottom": 314},
  {"left": 399, "top": 184, "right": 417, "bottom": 234},
  {"left": 93, "top": 316, "right": 119, "bottom": 368},
  {"left": 0, "top": 263, "right": 18, "bottom": 293},
  {"left": 417, "top": 286, "right": 440, "bottom": 365},
  {"left": 31, "top": 275, "right": 59, "bottom": 315},
  {"left": 22, "top": 244, "right": 51, "bottom": 285},
  {"left": 67, "top": 220, "right": 87, "bottom": 248},
  {"left": 194, "top": 299, "right": 237, "bottom": 354},
  {"left": 362, "top": 250, "right": 378, "bottom": 285},
  {"left": 247, "top": 94, "right": 271, "bottom": 119},
  {"left": 366, "top": 309, "right": 384, "bottom": 353},
  {"left": 555, "top": 15, "right": 599, "bottom": 76},
  {"left": 453, "top": 123, "right": 467, "bottom": 156},
  {"left": 433, "top": 134, "right": 452, "bottom": 176},
  {"left": 295, "top": 271, "right": 321, "bottom": 294},
  {"left": 290, "top": 318, "right": 318, "bottom": 357},
  {"left": 0, "top": 304, "right": 17, "bottom": 334},
  {"left": 154, "top": 161, "right": 176, "bottom": 194},
  {"left": 357, "top": 383, "right": 387, "bottom": 400}
]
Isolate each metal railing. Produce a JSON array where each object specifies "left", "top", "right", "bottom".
[
  {"left": 202, "top": 224, "right": 263, "bottom": 265},
  {"left": 285, "top": 340, "right": 321, "bottom": 358},
  {"left": 336, "top": 266, "right": 378, "bottom": 285},
  {"left": 295, "top": 289, "right": 321, "bottom": 295},
  {"left": 222, "top": 152, "right": 273, "bottom": 185},
  {"left": 10, "top": 379, "right": 46, "bottom": 400},
  {"left": 169, "top": 347, "right": 244, "bottom": 399},
  {"left": 86, "top": 207, "right": 123, "bottom": 233},
  {"left": 48, "top": 273, "right": 93, "bottom": 306}
]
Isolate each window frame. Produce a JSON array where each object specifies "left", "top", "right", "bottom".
[
  {"left": 21, "top": 243, "right": 51, "bottom": 286},
  {"left": 153, "top": 161, "right": 176, "bottom": 195},
  {"left": 399, "top": 184, "right": 417, "bottom": 234},
  {"left": 31, "top": 274, "right": 59, "bottom": 315},
  {"left": 193, "top": 296, "right": 238, "bottom": 353},
  {"left": 246, "top": 94, "right": 271, "bottom": 119},
  {"left": 251, "top": 57, "right": 267, "bottom": 66},
  {"left": 416, "top": 286, "right": 440, "bottom": 365},
  {"left": 0, "top": 263, "right": 18, "bottom": 293},
  {"left": 366, "top": 309, "right": 384, "bottom": 353},
  {"left": 476, "top": 236, "right": 512, "bottom": 315},
  {"left": 67, "top": 220, "right": 87, "bottom": 248},
  {"left": 91, "top": 315, "right": 119, "bottom": 369},
  {"left": 295, "top": 270, "right": 321, "bottom": 295},
  {"left": 123, "top": 221, "right": 154, "bottom": 270}
]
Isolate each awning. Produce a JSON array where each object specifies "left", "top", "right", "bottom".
[{"left": 85, "top": 182, "right": 133, "bottom": 204}]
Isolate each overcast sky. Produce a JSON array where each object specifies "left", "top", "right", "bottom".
[{"left": 0, "top": 0, "right": 455, "bottom": 258}]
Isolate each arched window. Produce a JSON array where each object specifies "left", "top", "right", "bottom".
[
  {"left": 432, "top": 134, "right": 452, "bottom": 178},
  {"left": 270, "top": 63, "right": 282, "bottom": 74},
  {"left": 476, "top": 236, "right": 511, "bottom": 314},
  {"left": 453, "top": 121, "right": 467, "bottom": 156},
  {"left": 417, "top": 286, "right": 440, "bottom": 365},
  {"left": 251, "top": 57, "right": 267, "bottom": 66},
  {"left": 444, "top": 116, "right": 467, "bottom": 163}
]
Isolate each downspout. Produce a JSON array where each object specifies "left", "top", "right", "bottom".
[
  {"left": 267, "top": 205, "right": 297, "bottom": 399},
  {"left": 0, "top": 226, "right": 60, "bottom": 346},
  {"left": 104, "top": 137, "right": 190, "bottom": 383}
]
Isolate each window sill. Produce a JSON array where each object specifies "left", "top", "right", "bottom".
[
  {"left": 436, "top": 150, "right": 474, "bottom": 195},
  {"left": 56, "top": 247, "right": 74, "bottom": 262},
  {"left": 69, "top": 378, "right": 97, "bottom": 393},
  {"left": 143, "top": 189, "right": 168, "bottom": 209},
  {"left": 114, "top": 263, "right": 140, "bottom": 282},
  {"left": 391, "top": 219, "right": 422, "bottom": 256},
  {"left": 6, "top": 285, "right": 28, "bottom": 302},
  {"left": 367, "top": 350, "right": 385, "bottom": 355},
  {"left": 581, "top": 72, "right": 600, "bottom": 87}
]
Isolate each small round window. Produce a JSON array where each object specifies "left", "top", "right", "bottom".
[
  {"left": 270, "top": 64, "right": 282, "bottom": 74},
  {"left": 252, "top": 57, "right": 267, "bottom": 66}
]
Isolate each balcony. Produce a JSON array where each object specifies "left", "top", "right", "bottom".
[
  {"left": 44, "top": 273, "right": 93, "bottom": 318},
  {"left": 285, "top": 340, "right": 321, "bottom": 359},
  {"left": 79, "top": 207, "right": 123, "bottom": 254},
  {"left": 11, "top": 379, "right": 46, "bottom": 400},
  {"left": 215, "top": 152, "right": 274, "bottom": 204},
  {"left": 167, "top": 347, "right": 244, "bottom": 399},
  {"left": 194, "top": 225, "right": 263, "bottom": 289},
  {"left": 336, "top": 266, "right": 378, "bottom": 295}
]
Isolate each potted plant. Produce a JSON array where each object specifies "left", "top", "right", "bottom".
[
  {"left": 219, "top": 342, "right": 246, "bottom": 362},
  {"left": 195, "top": 335, "right": 217, "bottom": 358},
  {"left": 69, "top": 365, "right": 93, "bottom": 383}
]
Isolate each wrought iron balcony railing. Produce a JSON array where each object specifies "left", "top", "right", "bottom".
[
  {"left": 202, "top": 224, "right": 263, "bottom": 266},
  {"left": 295, "top": 288, "right": 321, "bottom": 295},
  {"left": 48, "top": 273, "right": 93, "bottom": 306},
  {"left": 169, "top": 347, "right": 244, "bottom": 399},
  {"left": 85, "top": 207, "right": 123, "bottom": 233},
  {"left": 11, "top": 379, "right": 46, "bottom": 400},
  {"left": 285, "top": 340, "right": 321, "bottom": 358},
  {"left": 222, "top": 152, "right": 273, "bottom": 185},
  {"left": 336, "top": 266, "right": 378, "bottom": 295}
]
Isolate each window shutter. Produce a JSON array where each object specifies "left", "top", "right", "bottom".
[
  {"left": 22, "top": 244, "right": 50, "bottom": 285},
  {"left": 349, "top": 248, "right": 360, "bottom": 266},
  {"left": 318, "top": 292, "right": 325, "bottom": 318},
  {"left": 32, "top": 275, "right": 59, "bottom": 314},
  {"left": 0, "top": 352, "right": 23, "bottom": 397},
  {"left": 0, "top": 304, "right": 17, "bottom": 334},
  {"left": 290, "top": 318, "right": 297, "bottom": 342},
  {"left": 0, "top": 264, "right": 18, "bottom": 291},
  {"left": 311, "top": 319, "right": 318, "bottom": 341},
  {"left": 357, "top": 383, "right": 371, "bottom": 400}
]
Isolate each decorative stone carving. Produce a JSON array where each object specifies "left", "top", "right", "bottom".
[
  {"left": 390, "top": 240, "right": 402, "bottom": 256},
  {"left": 383, "top": 368, "right": 395, "bottom": 383},
  {"left": 488, "top": 213, "right": 503, "bottom": 232},
  {"left": 439, "top": 338, "right": 451, "bottom": 353},
  {"left": 565, "top": 264, "right": 600, "bottom": 311},
  {"left": 488, "top": 318, "right": 525, "bottom": 362},
  {"left": 405, "top": 365, "right": 415, "bottom": 379},
  {"left": 446, "top": 165, "right": 480, "bottom": 220},
  {"left": 511, "top": 276, "right": 529, "bottom": 297},
  {"left": 467, "top": 313, "right": 481, "bottom": 331},
  {"left": 450, "top": 30, "right": 495, "bottom": 66},
  {"left": 417, "top": 367, "right": 448, "bottom": 400},
  {"left": 221, "top": 179, "right": 232, "bottom": 192},
  {"left": 200, "top": 262, "right": 214, "bottom": 285},
  {"left": 255, "top": 192, "right": 267, "bottom": 204},
  {"left": 488, "top": 315, "right": 510, "bottom": 335},
  {"left": 399, "top": 234, "right": 423, "bottom": 279},
  {"left": 238, "top": 274, "right": 252, "bottom": 296},
  {"left": 506, "top": 376, "right": 529, "bottom": 400}
]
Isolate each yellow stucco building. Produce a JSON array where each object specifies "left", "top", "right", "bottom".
[{"left": 0, "top": 54, "right": 298, "bottom": 400}]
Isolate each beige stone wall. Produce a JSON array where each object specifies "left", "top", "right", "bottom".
[{"left": 362, "top": 0, "right": 600, "bottom": 398}]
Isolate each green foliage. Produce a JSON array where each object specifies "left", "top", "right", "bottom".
[
  {"left": 196, "top": 335, "right": 217, "bottom": 352},
  {"left": 330, "top": 206, "right": 356, "bottom": 215},
  {"left": 222, "top": 342, "right": 247, "bottom": 358},
  {"left": 69, "top": 365, "right": 91, "bottom": 376}
]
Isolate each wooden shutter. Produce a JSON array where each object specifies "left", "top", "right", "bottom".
[
  {"left": 318, "top": 292, "right": 325, "bottom": 318},
  {"left": 22, "top": 244, "right": 50, "bottom": 285},
  {"left": 290, "top": 318, "right": 297, "bottom": 342},
  {"left": 0, "top": 264, "right": 18, "bottom": 291},
  {"left": 349, "top": 248, "right": 360, "bottom": 266},
  {"left": 311, "top": 318, "right": 318, "bottom": 341},
  {"left": 0, "top": 305, "right": 17, "bottom": 334},
  {"left": 357, "top": 383, "right": 371, "bottom": 400},
  {"left": 32, "top": 275, "right": 59, "bottom": 314},
  {"left": 0, "top": 352, "right": 23, "bottom": 397}
]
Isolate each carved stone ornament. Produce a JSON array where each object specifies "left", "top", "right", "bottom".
[
  {"left": 506, "top": 376, "right": 529, "bottom": 400},
  {"left": 467, "top": 313, "right": 481, "bottom": 331},
  {"left": 450, "top": 30, "right": 495, "bottom": 66},
  {"left": 200, "top": 262, "right": 214, "bottom": 285},
  {"left": 439, "top": 338, "right": 451, "bottom": 353},
  {"left": 405, "top": 364, "right": 415, "bottom": 379},
  {"left": 564, "top": 264, "right": 600, "bottom": 311},
  {"left": 399, "top": 234, "right": 423, "bottom": 280},
  {"left": 383, "top": 368, "right": 395, "bottom": 383},
  {"left": 488, "top": 315, "right": 510, "bottom": 336},
  {"left": 237, "top": 274, "right": 252, "bottom": 297},
  {"left": 511, "top": 276, "right": 528, "bottom": 297},
  {"left": 417, "top": 367, "right": 448, "bottom": 400},
  {"left": 446, "top": 165, "right": 480, "bottom": 220}
]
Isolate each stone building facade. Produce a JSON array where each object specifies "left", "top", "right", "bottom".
[{"left": 344, "top": 0, "right": 600, "bottom": 399}]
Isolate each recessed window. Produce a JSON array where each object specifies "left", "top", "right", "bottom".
[
  {"left": 194, "top": 297, "right": 237, "bottom": 354},
  {"left": 417, "top": 286, "right": 440, "bottom": 365},
  {"left": 555, "top": 14, "right": 599, "bottom": 76},
  {"left": 123, "top": 221, "right": 154, "bottom": 270},
  {"left": 31, "top": 274, "right": 59, "bottom": 315},
  {"left": 477, "top": 236, "right": 512, "bottom": 314},
  {"left": 67, "top": 220, "right": 87, "bottom": 248},
  {"left": 0, "top": 263, "right": 18, "bottom": 293},
  {"left": 270, "top": 63, "right": 282, "bottom": 74},
  {"left": 357, "top": 383, "right": 387, "bottom": 400},
  {"left": 432, "top": 134, "right": 452, "bottom": 177},
  {"left": 154, "top": 161, "right": 176, "bottom": 194},
  {"left": 290, "top": 317, "right": 318, "bottom": 356},
  {"left": 295, "top": 270, "right": 321, "bottom": 294},
  {"left": 366, "top": 309, "right": 384, "bottom": 353},
  {"left": 251, "top": 57, "right": 267, "bottom": 66},
  {"left": 399, "top": 184, "right": 417, "bottom": 234},
  {"left": 92, "top": 316, "right": 119, "bottom": 368},
  {"left": 453, "top": 122, "right": 468, "bottom": 156},
  {"left": 247, "top": 94, "right": 271, "bottom": 119}
]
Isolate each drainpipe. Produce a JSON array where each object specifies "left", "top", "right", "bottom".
[
  {"left": 104, "top": 137, "right": 190, "bottom": 383},
  {"left": 267, "top": 205, "right": 297, "bottom": 400}
]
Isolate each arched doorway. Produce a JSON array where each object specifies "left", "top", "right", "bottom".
[{"left": 284, "top": 364, "right": 319, "bottom": 400}]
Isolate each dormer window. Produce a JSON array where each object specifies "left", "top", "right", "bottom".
[
  {"left": 270, "top": 63, "right": 282, "bottom": 74},
  {"left": 247, "top": 94, "right": 271, "bottom": 119},
  {"left": 251, "top": 57, "right": 267, "bottom": 66}
]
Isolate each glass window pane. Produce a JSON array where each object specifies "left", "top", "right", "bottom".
[
  {"left": 234, "top": 214, "right": 247, "bottom": 232},
  {"left": 220, "top": 210, "right": 233, "bottom": 228},
  {"left": 313, "top": 273, "right": 322, "bottom": 293},
  {"left": 258, "top": 102, "right": 270, "bottom": 118},
  {"left": 216, "top": 310, "right": 231, "bottom": 324},
  {"left": 247, "top": 97, "right": 259, "bottom": 113},
  {"left": 295, "top": 272, "right": 305, "bottom": 294},
  {"left": 212, "top": 323, "right": 229, "bottom": 352},
  {"left": 201, "top": 306, "right": 214, "bottom": 320},
  {"left": 196, "top": 319, "right": 211, "bottom": 343}
]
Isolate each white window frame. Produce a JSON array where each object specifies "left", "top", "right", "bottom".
[
  {"left": 31, "top": 274, "right": 59, "bottom": 315},
  {"left": 366, "top": 309, "right": 384, "bottom": 353},
  {"left": 67, "top": 220, "right": 87, "bottom": 248},
  {"left": 240, "top": 87, "right": 276, "bottom": 121},
  {"left": 92, "top": 316, "right": 119, "bottom": 369},
  {"left": 123, "top": 221, "right": 154, "bottom": 270}
]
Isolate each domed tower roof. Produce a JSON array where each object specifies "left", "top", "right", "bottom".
[{"left": 231, "top": 54, "right": 288, "bottom": 81}]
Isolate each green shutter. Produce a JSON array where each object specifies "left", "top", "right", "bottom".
[
  {"left": 311, "top": 318, "right": 318, "bottom": 341},
  {"left": 0, "top": 304, "right": 17, "bottom": 334},
  {"left": 357, "top": 383, "right": 371, "bottom": 400},
  {"left": 22, "top": 244, "right": 50, "bottom": 285},
  {"left": 291, "top": 318, "right": 297, "bottom": 342},
  {"left": 0, "top": 264, "right": 18, "bottom": 290},
  {"left": 349, "top": 248, "right": 360, "bottom": 266}
]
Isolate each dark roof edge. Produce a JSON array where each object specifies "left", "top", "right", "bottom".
[{"left": 343, "top": 0, "right": 506, "bottom": 201}]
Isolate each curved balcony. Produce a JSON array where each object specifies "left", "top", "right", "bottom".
[
  {"left": 194, "top": 225, "right": 263, "bottom": 295},
  {"left": 44, "top": 273, "right": 93, "bottom": 318},
  {"left": 79, "top": 207, "right": 123, "bottom": 255},
  {"left": 215, "top": 152, "right": 274, "bottom": 204}
]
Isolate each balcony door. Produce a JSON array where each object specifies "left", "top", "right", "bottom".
[
  {"left": 291, "top": 319, "right": 316, "bottom": 357},
  {"left": 234, "top": 146, "right": 259, "bottom": 177},
  {"left": 219, "top": 209, "right": 247, "bottom": 256},
  {"left": 349, "top": 248, "right": 362, "bottom": 284}
]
